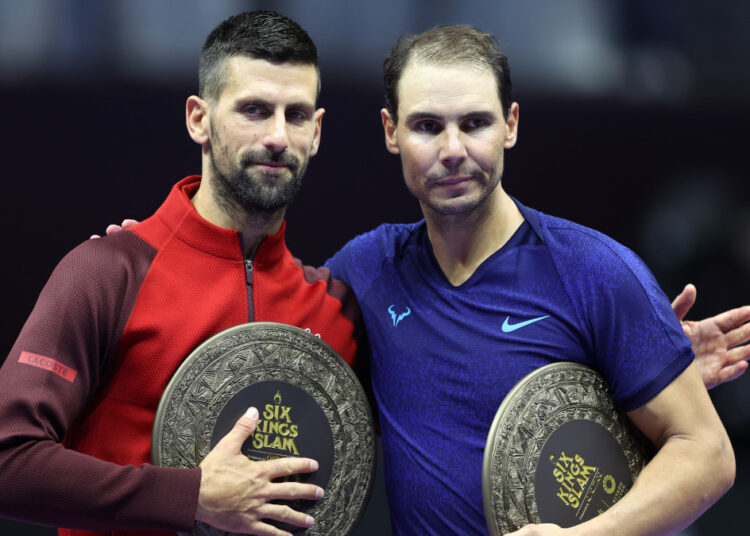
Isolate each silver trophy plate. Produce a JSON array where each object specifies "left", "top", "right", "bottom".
[
  {"left": 152, "top": 322, "right": 376, "bottom": 536},
  {"left": 482, "top": 362, "right": 650, "bottom": 535}
]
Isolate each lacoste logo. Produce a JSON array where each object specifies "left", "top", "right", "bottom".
[
  {"left": 18, "top": 351, "right": 78, "bottom": 383},
  {"left": 388, "top": 304, "right": 412, "bottom": 327},
  {"left": 501, "top": 315, "right": 549, "bottom": 333}
]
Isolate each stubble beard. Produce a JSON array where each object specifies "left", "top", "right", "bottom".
[
  {"left": 420, "top": 167, "right": 503, "bottom": 218},
  {"left": 208, "top": 143, "right": 308, "bottom": 222}
]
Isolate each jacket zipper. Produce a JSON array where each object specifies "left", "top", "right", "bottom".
[{"left": 244, "top": 239, "right": 263, "bottom": 322}]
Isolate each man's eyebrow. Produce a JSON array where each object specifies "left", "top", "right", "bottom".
[
  {"left": 237, "top": 98, "right": 273, "bottom": 108},
  {"left": 403, "top": 112, "right": 442, "bottom": 124},
  {"left": 237, "top": 98, "right": 315, "bottom": 112},
  {"left": 287, "top": 101, "right": 316, "bottom": 114},
  {"left": 403, "top": 110, "right": 498, "bottom": 123}
]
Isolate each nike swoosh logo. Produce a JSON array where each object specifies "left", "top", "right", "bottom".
[{"left": 501, "top": 315, "right": 550, "bottom": 333}]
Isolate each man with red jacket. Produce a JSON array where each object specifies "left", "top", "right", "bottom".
[{"left": 0, "top": 11, "right": 362, "bottom": 536}]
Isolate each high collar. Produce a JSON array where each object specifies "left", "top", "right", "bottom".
[{"left": 155, "top": 175, "right": 288, "bottom": 264}]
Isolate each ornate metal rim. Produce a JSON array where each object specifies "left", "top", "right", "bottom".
[
  {"left": 482, "top": 362, "right": 648, "bottom": 535},
  {"left": 152, "top": 322, "right": 376, "bottom": 536}
]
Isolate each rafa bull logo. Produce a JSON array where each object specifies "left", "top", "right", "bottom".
[{"left": 388, "top": 304, "right": 412, "bottom": 327}]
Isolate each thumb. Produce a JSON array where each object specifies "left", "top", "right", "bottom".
[
  {"left": 671, "top": 283, "right": 696, "bottom": 321},
  {"left": 218, "top": 406, "right": 259, "bottom": 453}
]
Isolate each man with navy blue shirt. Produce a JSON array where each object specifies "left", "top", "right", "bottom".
[{"left": 325, "top": 25, "right": 738, "bottom": 535}]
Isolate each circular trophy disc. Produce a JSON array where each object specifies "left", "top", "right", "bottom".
[
  {"left": 482, "top": 362, "right": 650, "bottom": 535},
  {"left": 152, "top": 322, "right": 376, "bottom": 536}
]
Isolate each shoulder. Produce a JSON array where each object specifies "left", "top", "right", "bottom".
[
  {"left": 46, "top": 231, "right": 157, "bottom": 303},
  {"left": 324, "top": 222, "right": 423, "bottom": 289},
  {"left": 529, "top": 210, "right": 691, "bottom": 408},
  {"left": 58, "top": 230, "right": 155, "bottom": 275},
  {"left": 337, "top": 222, "right": 422, "bottom": 259},
  {"left": 535, "top": 211, "right": 652, "bottom": 284},
  {"left": 532, "top": 210, "right": 665, "bottom": 313},
  {"left": 13, "top": 231, "right": 158, "bottom": 384}
]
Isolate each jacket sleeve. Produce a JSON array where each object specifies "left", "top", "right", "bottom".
[{"left": 0, "top": 233, "right": 201, "bottom": 531}]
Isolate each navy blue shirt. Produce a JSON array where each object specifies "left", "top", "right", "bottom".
[{"left": 325, "top": 201, "right": 693, "bottom": 535}]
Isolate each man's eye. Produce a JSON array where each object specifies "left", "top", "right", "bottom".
[
  {"left": 463, "top": 117, "right": 487, "bottom": 130},
  {"left": 244, "top": 106, "right": 265, "bottom": 116},
  {"left": 416, "top": 121, "right": 441, "bottom": 134},
  {"left": 287, "top": 110, "right": 308, "bottom": 122}
]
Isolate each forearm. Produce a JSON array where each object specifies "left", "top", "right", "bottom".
[
  {"left": 568, "top": 429, "right": 734, "bottom": 536},
  {"left": 0, "top": 435, "right": 201, "bottom": 530},
  {"left": 567, "top": 364, "right": 735, "bottom": 536},
  {"left": 0, "top": 353, "right": 201, "bottom": 530}
]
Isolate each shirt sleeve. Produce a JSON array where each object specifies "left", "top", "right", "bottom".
[
  {"left": 545, "top": 223, "right": 694, "bottom": 411},
  {"left": 0, "top": 233, "right": 201, "bottom": 531},
  {"left": 324, "top": 239, "right": 359, "bottom": 285},
  {"left": 324, "top": 223, "right": 401, "bottom": 292}
]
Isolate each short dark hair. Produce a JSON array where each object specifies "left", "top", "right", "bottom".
[
  {"left": 383, "top": 25, "right": 512, "bottom": 122},
  {"left": 199, "top": 10, "right": 320, "bottom": 103}
]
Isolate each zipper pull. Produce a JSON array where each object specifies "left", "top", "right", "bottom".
[{"left": 244, "top": 258, "right": 253, "bottom": 284}]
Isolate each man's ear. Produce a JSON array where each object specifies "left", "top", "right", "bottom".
[
  {"left": 186, "top": 95, "right": 210, "bottom": 145},
  {"left": 504, "top": 102, "right": 519, "bottom": 149},
  {"left": 309, "top": 107, "right": 325, "bottom": 157},
  {"left": 381, "top": 108, "right": 400, "bottom": 155}
]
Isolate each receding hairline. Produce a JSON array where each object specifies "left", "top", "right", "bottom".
[
  {"left": 394, "top": 54, "right": 508, "bottom": 114},
  {"left": 383, "top": 24, "right": 513, "bottom": 123}
]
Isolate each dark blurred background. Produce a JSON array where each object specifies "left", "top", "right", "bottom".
[{"left": 1, "top": 0, "right": 749, "bottom": 534}]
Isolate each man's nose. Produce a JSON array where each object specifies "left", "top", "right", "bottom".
[
  {"left": 263, "top": 112, "right": 289, "bottom": 153},
  {"left": 439, "top": 126, "right": 467, "bottom": 169}
]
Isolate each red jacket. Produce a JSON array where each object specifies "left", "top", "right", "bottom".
[{"left": 0, "top": 176, "right": 362, "bottom": 536}]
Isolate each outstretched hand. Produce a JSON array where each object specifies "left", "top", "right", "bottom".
[
  {"left": 197, "top": 407, "right": 323, "bottom": 536},
  {"left": 672, "top": 284, "right": 750, "bottom": 389}
]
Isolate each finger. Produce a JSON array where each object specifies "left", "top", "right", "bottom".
[
  {"left": 105, "top": 224, "right": 124, "bottom": 235},
  {"left": 717, "top": 361, "right": 749, "bottom": 385},
  {"left": 265, "top": 456, "right": 319, "bottom": 480},
  {"left": 90, "top": 234, "right": 101, "bottom": 239},
  {"left": 726, "top": 343, "right": 750, "bottom": 365},
  {"left": 121, "top": 218, "right": 139, "bottom": 228},
  {"left": 726, "top": 323, "right": 750, "bottom": 349},
  {"left": 267, "top": 481, "right": 324, "bottom": 501},
  {"left": 245, "top": 519, "right": 295, "bottom": 536},
  {"left": 671, "top": 284, "right": 696, "bottom": 320},
  {"left": 714, "top": 306, "right": 750, "bottom": 340},
  {"left": 255, "top": 503, "right": 315, "bottom": 529},
  {"left": 217, "top": 407, "right": 259, "bottom": 452}
]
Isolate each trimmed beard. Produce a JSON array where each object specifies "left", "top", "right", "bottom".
[
  {"left": 212, "top": 149, "right": 305, "bottom": 214},
  {"left": 208, "top": 117, "right": 308, "bottom": 218}
]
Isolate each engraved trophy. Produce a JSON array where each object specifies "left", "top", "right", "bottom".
[
  {"left": 152, "top": 322, "right": 376, "bottom": 535},
  {"left": 482, "top": 362, "right": 651, "bottom": 535}
]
